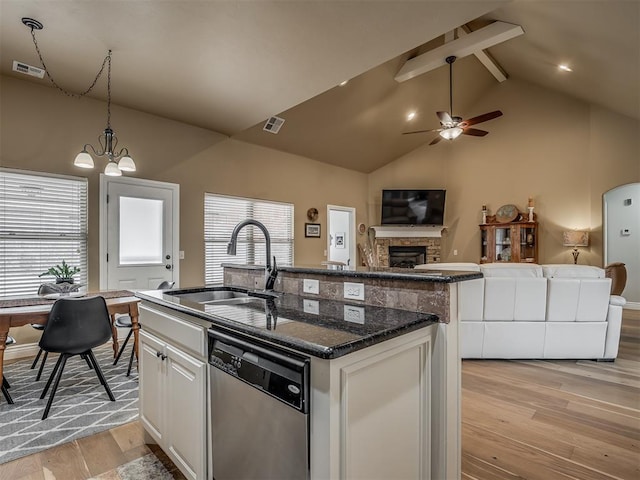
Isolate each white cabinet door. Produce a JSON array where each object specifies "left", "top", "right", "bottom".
[
  {"left": 139, "top": 330, "right": 166, "bottom": 443},
  {"left": 166, "top": 344, "right": 207, "bottom": 480}
]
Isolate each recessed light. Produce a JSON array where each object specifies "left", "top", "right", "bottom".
[
  {"left": 558, "top": 64, "right": 573, "bottom": 72},
  {"left": 339, "top": 80, "right": 348, "bottom": 86},
  {"left": 406, "top": 111, "right": 416, "bottom": 121}
]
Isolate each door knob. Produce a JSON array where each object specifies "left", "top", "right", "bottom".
[{"left": 165, "top": 264, "right": 172, "bottom": 270}]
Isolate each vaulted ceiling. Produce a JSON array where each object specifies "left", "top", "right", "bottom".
[{"left": 1, "top": 1, "right": 638, "bottom": 173}]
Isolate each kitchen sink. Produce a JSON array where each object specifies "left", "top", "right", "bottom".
[{"left": 169, "top": 287, "right": 279, "bottom": 305}]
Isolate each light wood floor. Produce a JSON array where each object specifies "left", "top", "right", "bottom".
[
  {"left": 1, "top": 310, "right": 638, "bottom": 480},
  {"left": 462, "top": 309, "right": 640, "bottom": 480}
]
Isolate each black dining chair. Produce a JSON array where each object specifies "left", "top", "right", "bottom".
[
  {"left": 113, "top": 281, "right": 174, "bottom": 377},
  {"left": 38, "top": 296, "right": 115, "bottom": 420},
  {"left": 2, "top": 336, "right": 17, "bottom": 404},
  {"left": 30, "top": 323, "right": 93, "bottom": 381}
]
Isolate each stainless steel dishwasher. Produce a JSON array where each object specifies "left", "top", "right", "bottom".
[{"left": 208, "top": 329, "right": 310, "bottom": 480}]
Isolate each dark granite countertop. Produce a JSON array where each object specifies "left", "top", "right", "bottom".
[
  {"left": 224, "top": 263, "right": 482, "bottom": 283},
  {"left": 136, "top": 287, "right": 439, "bottom": 359}
]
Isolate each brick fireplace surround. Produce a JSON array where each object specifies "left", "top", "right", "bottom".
[{"left": 371, "top": 226, "right": 444, "bottom": 267}]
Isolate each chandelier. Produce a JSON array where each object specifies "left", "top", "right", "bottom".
[{"left": 22, "top": 18, "right": 136, "bottom": 176}]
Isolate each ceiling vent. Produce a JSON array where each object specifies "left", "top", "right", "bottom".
[
  {"left": 263, "top": 116, "right": 285, "bottom": 134},
  {"left": 12, "top": 60, "right": 45, "bottom": 79}
]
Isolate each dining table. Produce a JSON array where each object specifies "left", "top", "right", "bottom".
[{"left": 0, "top": 290, "right": 140, "bottom": 384}]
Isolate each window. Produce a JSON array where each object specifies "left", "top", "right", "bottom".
[
  {"left": 0, "top": 169, "right": 88, "bottom": 297},
  {"left": 204, "top": 193, "right": 294, "bottom": 285}
]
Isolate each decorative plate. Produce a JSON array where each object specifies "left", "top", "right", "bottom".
[
  {"left": 306, "top": 208, "right": 318, "bottom": 221},
  {"left": 495, "top": 204, "right": 518, "bottom": 223}
]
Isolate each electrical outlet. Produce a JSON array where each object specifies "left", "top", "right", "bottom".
[
  {"left": 343, "top": 282, "right": 365, "bottom": 301},
  {"left": 453, "top": 249, "right": 458, "bottom": 256},
  {"left": 303, "top": 279, "right": 319, "bottom": 295},
  {"left": 303, "top": 299, "right": 320, "bottom": 315},
  {"left": 344, "top": 305, "right": 365, "bottom": 324},
  {"left": 179, "top": 250, "right": 185, "bottom": 260}
]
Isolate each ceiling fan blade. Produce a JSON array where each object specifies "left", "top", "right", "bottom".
[
  {"left": 429, "top": 135, "right": 443, "bottom": 146},
  {"left": 436, "top": 111, "right": 453, "bottom": 124},
  {"left": 403, "top": 128, "right": 441, "bottom": 135},
  {"left": 462, "top": 128, "right": 489, "bottom": 137},
  {"left": 461, "top": 110, "right": 503, "bottom": 127}
]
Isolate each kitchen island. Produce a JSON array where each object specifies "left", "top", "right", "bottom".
[{"left": 136, "top": 265, "right": 480, "bottom": 480}]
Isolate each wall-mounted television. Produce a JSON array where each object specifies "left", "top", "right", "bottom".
[{"left": 381, "top": 189, "right": 446, "bottom": 226}]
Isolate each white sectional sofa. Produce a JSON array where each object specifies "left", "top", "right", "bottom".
[{"left": 415, "top": 263, "right": 626, "bottom": 360}]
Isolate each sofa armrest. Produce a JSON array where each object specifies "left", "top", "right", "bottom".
[{"left": 610, "top": 295, "right": 627, "bottom": 307}]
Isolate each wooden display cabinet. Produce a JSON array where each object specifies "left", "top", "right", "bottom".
[{"left": 480, "top": 214, "right": 538, "bottom": 264}]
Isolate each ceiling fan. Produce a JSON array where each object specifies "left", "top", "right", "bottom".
[{"left": 403, "top": 55, "right": 503, "bottom": 145}]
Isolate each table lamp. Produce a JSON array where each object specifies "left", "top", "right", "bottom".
[{"left": 563, "top": 231, "right": 589, "bottom": 264}]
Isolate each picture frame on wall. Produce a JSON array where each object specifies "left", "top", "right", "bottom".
[
  {"left": 305, "top": 223, "right": 321, "bottom": 238},
  {"left": 335, "top": 232, "right": 345, "bottom": 248}
]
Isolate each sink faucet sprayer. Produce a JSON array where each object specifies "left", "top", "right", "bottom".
[{"left": 227, "top": 219, "right": 278, "bottom": 290}]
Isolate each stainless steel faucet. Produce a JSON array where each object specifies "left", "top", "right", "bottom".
[{"left": 227, "top": 219, "right": 278, "bottom": 290}]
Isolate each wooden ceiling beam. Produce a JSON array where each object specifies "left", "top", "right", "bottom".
[{"left": 394, "top": 21, "right": 523, "bottom": 82}]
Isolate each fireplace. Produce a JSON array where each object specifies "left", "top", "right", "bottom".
[
  {"left": 369, "top": 226, "right": 445, "bottom": 267},
  {"left": 389, "top": 246, "right": 427, "bottom": 268}
]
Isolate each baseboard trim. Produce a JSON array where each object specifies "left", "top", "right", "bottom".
[
  {"left": 4, "top": 343, "right": 39, "bottom": 361},
  {"left": 624, "top": 302, "right": 640, "bottom": 311}
]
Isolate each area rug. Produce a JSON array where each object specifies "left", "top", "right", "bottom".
[
  {"left": 90, "top": 453, "right": 173, "bottom": 480},
  {"left": 0, "top": 344, "right": 139, "bottom": 464}
]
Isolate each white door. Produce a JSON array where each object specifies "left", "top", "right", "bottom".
[
  {"left": 604, "top": 183, "right": 640, "bottom": 304},
  {"left": 327, "top": 205, "right": 356, "bottom": 267},
  {"left": 100, "top": 176, "right": 179, "bottom": 290}
]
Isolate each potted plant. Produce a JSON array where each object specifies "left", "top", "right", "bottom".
[{"left": 39, "top": 260, "right": 81, "bottom": 284}]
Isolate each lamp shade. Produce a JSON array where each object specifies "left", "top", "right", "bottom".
[
  {"left": 104, "top": 161, "right": 122, "bottom": 176},
  {"left": 440, "top": 126, "right": 463, "bottom": 140},
  {"left": 563, "top": 230, "right": 589, "bottom": 247},
  {"left": 74, "top": 151, "right": 94, "bottom": 169},
  {"left": 117, "top": 155, "right": 136, "bottom": 172}
]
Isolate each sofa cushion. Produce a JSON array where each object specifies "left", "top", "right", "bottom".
[
  {"left": 542, "top": 264, "right": 605, "bottom": 278},
  {"left": 484, "top": 277, "right": 547, "bottom": 321},
  {"left": 482, "top": 322, "right": 545, "bottom": 358},
  {"left": 543, "top": 322, "right": 606, "bottom": 358},
  {"left": 480, "top": 263, "right": 543, "bottom": 278},
  {"left": 547, "top": 278, "right": 611, "bottom": 322}
]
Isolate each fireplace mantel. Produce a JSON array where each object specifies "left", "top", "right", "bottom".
[{"left": 370, "top": 225, "right": 446, "bottom": 238}]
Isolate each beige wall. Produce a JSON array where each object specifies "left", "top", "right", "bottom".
[
  {"left": 368, "top": 78, "right": 640, "bottom": 267},
  {"left": 2, "top": 74, "right": 638, "bottom": 344},
  {"left": 1, "top": 76, "right": 367, "bottom": 343}
]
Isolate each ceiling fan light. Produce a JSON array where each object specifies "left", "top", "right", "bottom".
[
  {"left": 74, "top": 150, "right": 94, "bottom": 169},
  {"left": 104, "top": 161, "right": 122, "bottom": 176},
  {"left": 118, "top": 155, "right": 136, "bottom": 172},
  {"left": 440, "top": 126, "right": 463, "bottom": 140}
]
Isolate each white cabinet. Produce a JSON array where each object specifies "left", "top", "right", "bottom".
[
  {"left": 310, "top": 324, "right": 437, "bottom": 479},
  {"left": 139, "top": 304, "right": 207, "bottom": 480}
]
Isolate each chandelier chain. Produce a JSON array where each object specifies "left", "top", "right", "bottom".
[{"left": 29, "top": 27, "right": 110, "bottom": 99}]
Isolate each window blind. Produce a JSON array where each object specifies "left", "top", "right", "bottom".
[
  {"left": 204, "top": 193, "right": 294, "bottom": 285},
  {"left": 0, "top": 169, "right": 88, "bottom": 297}
]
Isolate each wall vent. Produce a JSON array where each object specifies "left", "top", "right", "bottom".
[
  {"left": 12, "top": 60, "right": 45, "bottom": 79},
  {"left": 263, "top": 116, "right": 285, "bottom": 134}
]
